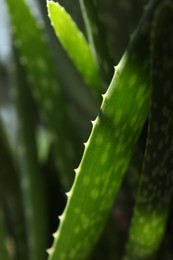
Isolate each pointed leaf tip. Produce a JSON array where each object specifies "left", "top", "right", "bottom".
[{"left": 47, "top": 0, "right": 101, "bottom": 95}]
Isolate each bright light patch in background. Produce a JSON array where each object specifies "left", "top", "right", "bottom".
[
  {"left": 0, "top": 0, "right": 11, "bottom": 62},
  {"left": 0, "top": 0, "right": 43, "bottom": 63}
]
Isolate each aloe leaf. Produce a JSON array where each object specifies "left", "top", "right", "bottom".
[
  {"left": 47, "top": 1, "right": 162, "bottom": 259},
  {"left": 36, "top": 127, "right": 54, "bottom": 163},
  {"left": 14, "top": 47, "right": 48, "bottom": 260},
  {"left": 36, "top": 0, "right": 99, "bottom": 128},
  {"left": 124, "top": 2, "right": 173, "bottom": 259},
  {"left": 47, "top": 0, "right": 101, "bottom": 96},
  {"left": 0, "top": 207, "right": 10, "bottom": 260},
  {"left": 5, "top": 0, "right": 79, "bottom": 189},
  {"left": 79, "top": 0, "right": 114, "bottom": 84}
]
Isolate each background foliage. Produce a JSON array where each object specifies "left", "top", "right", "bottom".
[{"left": 0, "top": 0, "right": 173, "bottom": 259}]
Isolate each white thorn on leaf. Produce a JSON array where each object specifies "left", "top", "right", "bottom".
[
  {"left": 74, "top": 168, "right": 80, "bottom": 178},
  {"left": 65, "top": 190, "right": 72, "bottom": 198},
  {"left": 52, "top": 232, "right": 57, "bottom": 239},
  {"left": 74, "top": 167, "right": 79, "bottom": 174},
  {"left": 46, "top": 248, "right": 53, "bottom": 255},
  {"left": 102, "top": 93, "right": 106, "bottom": 99},
  {"left": 58, "top": 215, "right": 64, "bottom": 221},
  {"left": 83, "top": 139, "right": 89, "bottom": 147},
  {"left": 91, "top": 119, "right": 97, "bottom": 127}
]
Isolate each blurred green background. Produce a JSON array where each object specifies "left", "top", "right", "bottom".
[{"left": 4, "top": 1, "right": 173, "bottom": 260}]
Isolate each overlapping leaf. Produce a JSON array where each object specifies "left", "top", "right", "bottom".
[
  {"left": 124, "top": 2, "right": 173, "bottom": 259},
  {"left": 5, "top": 0, "right": 79, "bottom": 189},
  {"left": 78, "top": 0, "right": 114, "bottom": 84}
]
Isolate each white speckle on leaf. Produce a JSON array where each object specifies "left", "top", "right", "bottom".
[
  {"left": 20, "top": 56, "right": 27, "bottom": 65},
  {"left": 44, "top": 99, "right": 53, "bottom": 110},
  {"left": 90, "top": 189, "right": 99, "bottom": 200},
  {"left": 36, "top": 58, "right": 48, "bottom": 71}
]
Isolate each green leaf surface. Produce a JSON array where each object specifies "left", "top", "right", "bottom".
[
  {"left": 47, "top": 0, "right": 101, "bottom": 96},
  {"left": 47, "top": 0, "right": 161, "bottom": 258},
  {"left": 5, "top": 0, "right": 78, "bottom": 189},
  {"left": 124, "top": 2, "right": 173, "bottom": 259},
  {"left": 36, "top": 0, "right": 99, "bottom": 132}
]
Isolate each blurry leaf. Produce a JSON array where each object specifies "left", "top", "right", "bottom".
[
  {"left": 36, "top": 0, "right": 99, "bottom": 135},
  {"left": 0, "top": 119, "right": 27, "bottom": 260},
  {"left": 91, "top": 213, "right": 125, "bottom": 260},
  {"left": 124, "top": 2, "right": 173, "bottom": 259},
  {"left": 14, "top": 47, "right": 48, "bottom": 260},
  {"left": 98, "top": 0, "right": 147, "bottom": 61},
  {"left": 79, "top": 0, "right": 114, "bottom": 85},
  {"left": 0, "top": 207, "right": 10, "bottom": 260},
  {"left": 5, "top": 0, "right": 80, "bottom": 189},
  {"left": 47, "top": 0, "right": 161, "bottom": 258},
  {"left": 47, "top": 0, "right": 101, "bottom": 96}
]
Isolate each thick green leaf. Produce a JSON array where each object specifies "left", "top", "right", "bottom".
[
  {"left": 47, "top": 1, "right": 161, "bottom": 258},
  {"left": 124, "top": 2, "right": 173, "bottom": 259},
  {"left": 5, "top": 0, "right": 78, "bottom": 189},
  {"left": 47, "top": 0, "right": 101, "bottom": 96}
]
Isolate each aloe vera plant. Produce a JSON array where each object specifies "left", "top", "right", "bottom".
[
  {"left": 1, "top": 0, "right": 173, "bottom": 259},
  {"left": 46, "top": 0, "right": 159, "bottom": 259}
]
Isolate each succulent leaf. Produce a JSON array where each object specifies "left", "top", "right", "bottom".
[
  {"left": 5, "top": 0, "right": 79, "bottom": 189},
  {"left": 124, "top": 2, "right": 173, "bottom": 259},
  {"left": 47, "top": 0, "right": 101, "bottom": 96}
]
